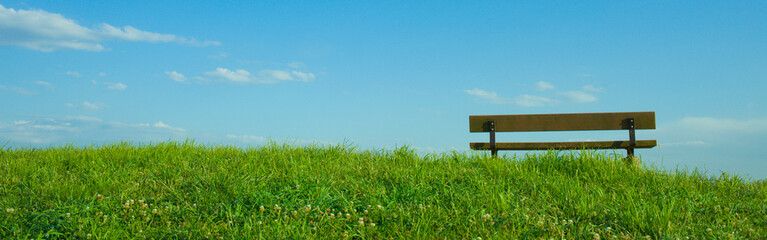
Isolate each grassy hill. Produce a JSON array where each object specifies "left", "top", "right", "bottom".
[{"left": 1, "top": 142, "right": 765, "bottom": 239}]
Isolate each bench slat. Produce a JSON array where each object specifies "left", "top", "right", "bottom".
[
  {"left": 469, "top": 112, "right": 655, "bottom": 132},
  {"left": 470, "top": 140, "right": 657, "bottom": 150}
]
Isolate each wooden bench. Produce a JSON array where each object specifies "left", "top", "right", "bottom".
[{"left": 469, "top": 112, "right": 657, "bottom": 157}]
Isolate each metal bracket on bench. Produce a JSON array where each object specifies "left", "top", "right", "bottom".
[
  {"left": 627, "top": 118, "right": 636, "bottom": 158},
  {"left": 485, "top": 121, "right": 497, "bottom": 157}
]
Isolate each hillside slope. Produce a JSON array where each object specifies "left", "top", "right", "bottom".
[{"left": 1, "top": 142, "right": 765, "bottom": 239}]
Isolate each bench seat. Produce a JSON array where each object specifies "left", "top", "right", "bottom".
[{"left": 470, "top": 140, "right": 657, "bottom": 150}]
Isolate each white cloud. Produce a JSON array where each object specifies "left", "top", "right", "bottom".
[
  {"left": 559, "top": 91, "right": 598, "bottom": 103},
  {"left": 0, "top": 4, "right": 219, "bottom": 52},
  {"left": 582, "top": 84, "right": 603, "bottom": 92},
  {"left": 66, "top": 71, "right": 81, "bottom": 77},
  {"left": 536, "top": 81, "right": 555, "bottom": 91},
  {"left": 513, "top": 94, "right": 557, "bottom": 107},
  {"left": 82, "top": 101, "right": 105, "bottom": 110},
  {"left": 0, "top": 84, "right": 31, "bottom": 95},
  {"left": 62, "top": 115, "right": 103, "bottom": 122},
  {"left": 662, "top": 141, "right": 707, "bottom": 147},
  {"left": 98, "top": 72, "right": 106, "bottom": 77},
  {"left": 259, "top": 69, "right": 292, "bottom": 81},
  {"left": 97, "top": 24, "right": 176, "bottom": 43},
  {"left": 464, "top": 88, "right": 557, "bottom": 107},
  {"left": 165, "top": 71, "right": 187, "bottom": 83},
  {"left": 291, "top": 71, "right": 315, "bottom": 82},
  {"left": 35, "top": 81, "right": 52, "bottom": 89},
  {"left": 202, "top": 67, "right": 316, "bottom": 84},
  {"left": 288, "top": 61, "right": 304, "bottom": 69},
  {"left": 151, "top": 121, "right": 185, "bottom": 132},
  {"left": 0, "top": 115, "right": 188, "bottom": 145},
  {"left": 226, "top": 134, "right": 268, "bottom": 143},
  {"left": 464, "top": 88, "right": 506, "bottom": 104},
  {"left": 208, "top": 52, "right": 228, "bottom": 60},
  {"left": 257, "top": 70, "right": 316, "bottom": 83},
  {"left": 678, "top": 117, "right": 767, "bottom": 133},
  {"left": 106, "top": 82, "right": 127, "bottom": 90},
  {"left": 204, "top": 67, "right": 252, "bottom": 82}
]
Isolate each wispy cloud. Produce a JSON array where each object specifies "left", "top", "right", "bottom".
[
  {"left": 536, "top": 81, "right": 555, "bottom": 91},
  {"left": 465, "top": 83, "right": 601, "bottom": 107},
  {"left": 105, "top": 82, "right": 127, "bottom": 91},
  {"left": 464, "top": 88, "right": 506, "bottom": 104},
  {"left": 0, "top": 4, "right": 220, "bottom": 52},
  {"left": 66, "top": 71, "right": 81, "bottom": 77},
  {"left": 0, "top": 115, "right": 187, "bottom": 145},
  {"left": 165, "top": 71, "right": 187, "bottom": 83},
  {"left": 226, "top": 134, "right": 268, "bottom": 144},
  {"left": 662, "top": 141, "right": 707, "bottom": 147},
  {"left": 208, "top": 52, "right": 228, "bottom": 60},
  {"left": 558, "top": 91, "right": 598, "bottom": 103},
  {"left": 0, "top": 84, "right": 32, "bottom": 95},
  {"left": 82, "top": 101, "right": 106, "bottom": 110},
  {"left": 202, "top": 67, "right": 316, "bottom": 84},
  {"left": 582, "top": 84, "right": 603, "bottom": 92},
  {"left": 35, "top": 81, "right": 53, "bottom": 89},
  {"left": 464, "top": 88, "right": 557, "bottom": 107},
  {"left": 677, "top": 117, "right": 767, "bottom": 133},
  {"left": 204, "top": 68, "right": 252, "bottom": 82},
  {"left": 148, "top": 121, "right": 185, "bottom": 132},
  {"left": 288, "top": 61, "right": 305, "bottom": 69},
  {"left": 513, "top": 94, "right": 558, "bottom": 107}
]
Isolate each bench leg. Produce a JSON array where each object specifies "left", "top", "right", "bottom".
[
  {"left": 627, "top": 118, "right": 636, "bottom": 158},
  {"left": 489, "top": 121, "right": 497, "bottom": 157}
]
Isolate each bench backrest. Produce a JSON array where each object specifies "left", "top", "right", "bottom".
[{"left": 469, "top": 112, "right": 656, "bottom": 132}]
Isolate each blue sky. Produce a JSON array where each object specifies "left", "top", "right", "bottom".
[{"left": 1, "top": 1, "right": 765, "bottom": 179}]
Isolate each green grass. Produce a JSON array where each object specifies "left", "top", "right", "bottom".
[{"left": 1, "top": 141, "right": 765, "bottom": 239}]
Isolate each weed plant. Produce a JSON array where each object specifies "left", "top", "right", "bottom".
[{"left": 1, "top": 141, "right": 765, "bottom": 239}]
